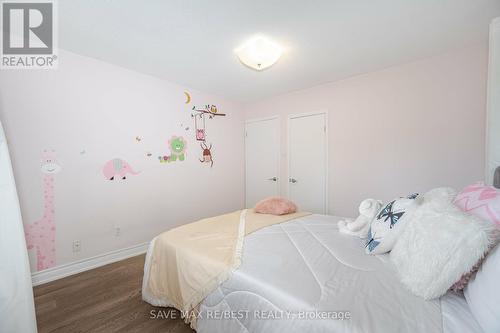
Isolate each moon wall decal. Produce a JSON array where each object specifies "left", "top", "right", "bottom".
[{"left": 184, "top": 91, "right": 191, "bottom": 104}]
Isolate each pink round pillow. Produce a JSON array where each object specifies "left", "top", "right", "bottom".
[{"left": 254, "top": 197, "right": 297, "bottom": 215}]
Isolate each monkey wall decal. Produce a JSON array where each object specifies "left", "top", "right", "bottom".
[{"left": 199, "top": 142, "right": 214, "bottom": 167}]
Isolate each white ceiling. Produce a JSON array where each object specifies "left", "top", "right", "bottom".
[{"left": 59, "top": 0, "right": 500, "bottom": 103}]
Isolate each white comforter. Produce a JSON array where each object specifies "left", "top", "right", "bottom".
[{"left": 196, "top": 214, "right": 482, "bottom": 333}]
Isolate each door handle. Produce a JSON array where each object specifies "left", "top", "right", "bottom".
[
  {"left": 289, "top": 178, "right": 297, "bottom": 183},
  {"left": 267, "top": 177, "right": 278, "bottom": 182}
]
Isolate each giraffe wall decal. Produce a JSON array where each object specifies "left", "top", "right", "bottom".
[{"left": 24, "top": 150, "right": 61, "bottom": 271}]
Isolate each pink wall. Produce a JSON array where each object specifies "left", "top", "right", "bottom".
[
  {"left": 0, "top": 50, "right": 245, "bottom": 272},
  {"left": 244, "top": 45, "right": 488, "bottom": 217}
]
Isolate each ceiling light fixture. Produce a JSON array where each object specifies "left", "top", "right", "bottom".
[{"left": 235, "top": 36, "right": 283, "bottom": 71}]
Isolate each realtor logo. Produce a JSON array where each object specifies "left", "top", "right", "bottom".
[{"left": 1, "top": 1, "right": 57, "bottom": 69}]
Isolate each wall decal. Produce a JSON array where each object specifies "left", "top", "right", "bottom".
[
  {"left": 80, "top": 149, "right": 86, "bottom": 155},
  {"left": 191, "top": 104, "right": 226, "bottom": 143},
  {"left": 208, "top": 105, "right": 217, "bottom": 114},
  {"left": 168, "top": 136, "right": 187, "bottom": 162},
  {"left": 135, "top": 136, "right": 142, "bottom": 142},
  {"left": 184, "top": 91, "right": 191, "bottom": 104},
  {"left": 199, "top": 142, "right": 214, "bottom": 167},
  {"left": 102, "top": 158, "right": 139, "bottom": 180},
  {"left": 194, "top": 114, "right": 206, "bottom": 141},
  {"left": 25, "top": 150, "right": 61, "bottom": 271},
  {"left": 192, "top": 104, "right": 226, "bottom": 118},
  {"left": 158, "top": 136, "right": 187, "bottom": 164},
  {"left": 158, "top": 155, "right": 170, "bottom": 163},
  {"left": 146, "top": 152, "right": 152, "bottom": 157}
]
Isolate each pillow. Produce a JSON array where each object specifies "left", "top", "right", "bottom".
[
  {"left": 465, "top": 244, "right": 500, "bottom": 333},
  {"left": 454, "top": 182, "right": 500, "bottom": 226},
  {"left": 390, "top": 191, "right": 496, "bottom": 300},
  {"left": 449, "top": 259, "right": 484, "bottom": 292},
  {"left": 254, "top": 197, "right": 297, "bottom": 215},
  {"left": 423, "top": 187, "right": 457, "bottom": 203},
  {"left": 450, "top": 184, "right": 500, "bottom": 291},
  {"left": 365, "top": 193, "right": 420, "bottom": 254}
]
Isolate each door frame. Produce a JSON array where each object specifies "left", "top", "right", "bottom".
[
  {"left": 286, "top": 110, "right": 329, "bottom": 214},
  {"left": 244, "top": 115, "right": 281, "bottom": 206}
]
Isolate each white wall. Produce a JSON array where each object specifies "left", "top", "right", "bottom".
[
  {"left": 244, "top": 45, "right": 488, "bottom": 217},
  {"left": 0, "top": 50, "right": 245, "bottom": 272},
  {"left": 0, "top": 122, "right": 37, "bottom": 332},
  {"left": 486, "top": 17, "right": 500, "bottom": 184}
]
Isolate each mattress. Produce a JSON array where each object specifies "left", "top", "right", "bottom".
[{"left": 196, "top": 214, "right": 482, "bottom": 333}]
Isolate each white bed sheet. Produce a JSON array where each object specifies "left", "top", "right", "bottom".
[
  {"left": 196, "top": 214, "right": 482, "bottom": 333},
  {"left": 441, "top": 292, "right": 483, "bottom": 333}
]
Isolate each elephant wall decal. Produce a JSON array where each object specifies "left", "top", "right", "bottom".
[{"left": 102, "top": 158, "right": 139, "bottom": 180}]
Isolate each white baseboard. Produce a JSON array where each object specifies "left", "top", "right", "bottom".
[{"left": 31, "top": 242, "right": 149, "bottom": 286}]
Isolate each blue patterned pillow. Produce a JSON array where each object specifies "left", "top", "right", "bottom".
[{"left": 366, "top": 193, "right": 419, "bottom": 254}]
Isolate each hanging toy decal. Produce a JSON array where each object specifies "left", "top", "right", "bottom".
[
  {"left": 191, "top": 104, "right": 226, "bottom": 141},
  {"left": 194, "top": 114, "right": 206, "bottom": 141},
  {"left": 199, "top": 142, "right": 214, "bottom": 167},
  {"left": 159, "top": 136, "right": 187, "bottom": 163}
]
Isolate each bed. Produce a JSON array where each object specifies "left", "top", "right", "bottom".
[{"left": 143, "top": 214, "right": 484, "bottom": 333}]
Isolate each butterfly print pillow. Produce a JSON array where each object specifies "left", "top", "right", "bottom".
[{"left": 366, "top": 193, "right": 420, "bottom": 255}]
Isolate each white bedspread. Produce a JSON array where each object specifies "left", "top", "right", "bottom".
[
  {"left": 441, "top": 292, "right": 483, "bottom": 333},
  {"left": 196, "top": 214, "right": 481, "bottom": 333}
]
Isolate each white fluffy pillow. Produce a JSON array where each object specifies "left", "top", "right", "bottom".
[
  {"left": 390, "top": 191, "right": 496, "bottom": 300},
  {"left": 422, "top": 187, "right": 457, "bottom": 203},
  {"left": 465, "top": 244, "right": 500, "bottom": 333}
]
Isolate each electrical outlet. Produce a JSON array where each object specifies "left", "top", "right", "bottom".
[
  {"left": 72, "top": 240, "right": 81, "bottom": 253},
  {"left": 115, "top": 227, "right": 121, "bottom": 237}
]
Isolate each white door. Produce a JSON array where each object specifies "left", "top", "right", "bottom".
[
  {"left": 245, "top": 118, "right": 280, "bottom": 208},
  {"left": 288, "top": 113, "right": 327, "bottom": 213}
]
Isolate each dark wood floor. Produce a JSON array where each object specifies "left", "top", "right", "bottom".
[{"left": 34, "top": 254, "right": 195, "bottom": 333}]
